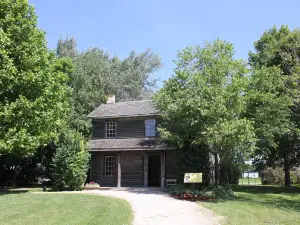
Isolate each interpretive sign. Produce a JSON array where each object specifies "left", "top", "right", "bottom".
[{"left": 184, "top": 173, "right": 203, "bottom": 183}]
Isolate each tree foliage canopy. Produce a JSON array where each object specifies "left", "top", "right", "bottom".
[
  {"left": 248, "top": 26, "right": 300, "bottom": 186},
  {"left": 154, "top": 40, "right": 256, "bottom": 184},
  {"left": 56, "top": 38, "right": 162, "bottom": 136},
  {"left": 247, "top": 67, "right": 293, "bottom": 149},
  {"left": 57, "top": 36, "right": 77, "bottom": 59},
  {"left": 249, "top": 25, "right": 300, "bottom": 76},
  {"left": 0, "top": 0, "right": 71, "bottom": 155}
]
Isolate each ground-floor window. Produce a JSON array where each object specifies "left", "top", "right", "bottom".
[{"left": 105, "top": 155, "right": 116, "bottom": 176}]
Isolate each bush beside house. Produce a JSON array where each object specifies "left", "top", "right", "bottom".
[{"left": 52, "top": 129, "right": 90, "bottom": 191}]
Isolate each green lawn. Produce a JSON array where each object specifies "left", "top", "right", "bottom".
[
  {"left": 239, "top": 178, "right": 261, "bottom": 185},
  {"left": 0, "top": 191, "right": 133, "bottom": 225},
  {"left": 200, "top": 185, "right": 300, "bottom": 225}
]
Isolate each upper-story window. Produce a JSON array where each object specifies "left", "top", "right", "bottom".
[
  {"left": 145, "top": 119, "right": 156, "bottom": 137},
  {"left": 106, "top": 121, "right": 116, "bottom": 138}
]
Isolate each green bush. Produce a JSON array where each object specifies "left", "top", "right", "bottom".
[
  {"left": 168, "top": 184, "right": 188, "bottom": 194},
  {"left": 52, "top": 129, "right": 90, "bottom": 191},
  {"left": 261, "top": 167, "right": 300, "bottom": 185},
  {"left": 168, "top": 184, "right": 235, "bottom": 200},
  {"left": 292, "top": 170, "right": 300, "bottom": 184},
  {"left": 261, "top": 167, "right": 284, "bottom": 185},
  {"left": 202, "top": 185, "right": 235, "bottom": 199}
]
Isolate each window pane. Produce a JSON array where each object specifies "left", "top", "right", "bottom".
[
  {"left": 105, "top": 156, "right": 115, "bottom": 176},
  {"left": 145, "top": 119, "right": 156, "bottom": 137},
  {"left": 106, "top": 121, "right": 116, "bottom": 138}
]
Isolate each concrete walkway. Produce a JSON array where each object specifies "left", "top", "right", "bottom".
[{"left": 82, "top": 188, "right": 222, "bottom": 225}]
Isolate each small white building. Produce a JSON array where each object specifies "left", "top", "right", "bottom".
[{"left": 243, "top": 172, "right": 259, "bottom": 178}]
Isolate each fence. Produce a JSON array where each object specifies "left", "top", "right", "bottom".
[{"left": 239, "top": 178, "right": 262, "bottom": 185}]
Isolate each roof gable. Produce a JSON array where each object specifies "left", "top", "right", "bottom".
[{"left": 87, "top": 100, "right": 160, "bottom": 119}]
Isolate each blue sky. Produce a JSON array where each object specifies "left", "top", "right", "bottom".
[{"left": 29, "top": 0, "right": 300, "bottom": 85}]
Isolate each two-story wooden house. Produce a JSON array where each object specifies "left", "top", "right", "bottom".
[{"left": 88, "top": 95, "right": 179, "bottom": 188}]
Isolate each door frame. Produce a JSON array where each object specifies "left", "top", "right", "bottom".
[{"left": 144, "top": 151, "right": 165, "bottom": 188}]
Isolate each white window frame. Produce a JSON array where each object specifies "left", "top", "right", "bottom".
[
  {"left": 106, "top": 121, "right": 116, "bottom": 138},
  {"left": 145, "top": 119, "right": 156, "bottom": 137},
  {"left": 104, "top": 155, "right": 116, "bottom": 176}
]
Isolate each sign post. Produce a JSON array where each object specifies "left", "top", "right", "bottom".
[{"left": 184, "top": 173, "right": 203, "bottom": 194}]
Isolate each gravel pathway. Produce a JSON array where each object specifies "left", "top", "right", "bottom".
[{"left": 82, "top": 188, "right": 222, "bottom": 225}]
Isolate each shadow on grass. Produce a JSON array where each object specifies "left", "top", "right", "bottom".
[
  {"left": 125, "top": 187, "right": 167, "bottom": 195},
  {"left": 0, "top": 186, "right": 52, "bottom": 195},
  {"left": 231, "top": 185, "right": 300, "bottom": 195},
  {"left": 210, "top": 185, "right": 300, "bottom": 212},
  {"left": 0, "top": 189, "right": 29, "bottom": 196},
  {"left": 85, "top": 187, "right": 168, "bottom": 195},
  {"left": 233, "top": 192, "right": 300, "bottom": 212}
]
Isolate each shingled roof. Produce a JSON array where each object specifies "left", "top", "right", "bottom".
[
  {"left": 87, "top": 100, "right": 160, "bottom": 119},
  {"left": 89, "top": 138, "right": 167, "bottom": 151}
]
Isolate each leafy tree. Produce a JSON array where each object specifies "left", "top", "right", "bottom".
[
  {"left": 246, "top": 67, "right": 297, "bottom": 184},
  {"left": 115, "top": 49, "right": 161, "bottom": 101},
  {"left": 249, "top": 26, "right": 300, "bottom": 76},
  {"left": 57, "top": 36, "right": 77, "bottom": 58},
  {"left": 56, "top": 37, "right": 162, "bottom": 136},
  {"left": 52, "top": 57, "right": 74, "bottom": 77},
  {"left": 249, "top": 26, "right": 300, "bottom": 186},
  {"left": 0, "top": 0, "right": 71, "bottom": 155},
  {"left": 247, "top": 67, "right": 293, "bottom": 148},
  {"left": 52, "top": 128, "right": 90, "bottom": 191},
  {"left": 0, "top": 143, "right": 56, "bottom": 186},
  {"left": 176, "top": 143, "right": 212, "bottom": 186},
  {"left": 154, "top": 40, "right": 256, "bottom": 185}
]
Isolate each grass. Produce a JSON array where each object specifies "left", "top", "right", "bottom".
[
  {"left": 239, "top": 178, "right": 262, "bottom": 185},
  {"left": 0, "top": 190, "right": 133, "bottom": 225},
  {"left": 200, "top": 185, "right": 300, "bottom": 225}
]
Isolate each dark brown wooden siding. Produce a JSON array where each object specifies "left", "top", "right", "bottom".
[
  {"left": 91, "top": 116, "right": 160, "bottom": 139},
  {"left": 90, "top": 150, "right": 180, "bottom": 187},
  {"left": 90, "top": 151, "right": 117, "bottom": 187},
  {"left": 91, "top": 120, "right": 105, "bottom": 139},
  {"left": 121, "top": 152, "right": 144, "bottom": 187},
  {"left": 91, "top": 151, "right": 144, "bottom": 187},
  {"left": 117, "top": 119, "right": 145, "bottom": 138}
]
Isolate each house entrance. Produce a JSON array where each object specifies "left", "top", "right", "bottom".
[{"left": 148, "top": 154, "right": 161, "bottom": 186}]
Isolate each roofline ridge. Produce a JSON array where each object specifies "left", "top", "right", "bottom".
[
  {"left": 116, "top": 99, "right": 153, "bottom": 103},
  {"left": 87, "top": 113, "right": 160, "bottom": 119}
]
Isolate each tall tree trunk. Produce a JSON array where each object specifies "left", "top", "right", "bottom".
[
  {"left": 220, "top": 164, "right": 229, "bottom": 185},
  {"left": 12, "top": 159, "right": 22, "bottom": 187},
  {"left": 214, "top": 153, "right": 219, "bottom": 186},
  {"left": 284, "top": 156, "right": 291, "bottom": 187}
]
